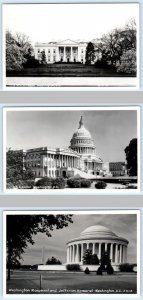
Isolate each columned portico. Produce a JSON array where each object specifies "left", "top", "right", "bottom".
[
  {"left": 35, "top": 39, "right": 87, "bottom": 64},
  {"left": 67, "top": 225, "right": 128, "bottom": 266}
]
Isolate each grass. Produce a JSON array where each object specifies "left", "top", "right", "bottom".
[
  {"left": 7, "top": 63, "right": 136, "bottom": 77},
  {"left": 7, "top": 270, "right": 137, "bottom": 294}
]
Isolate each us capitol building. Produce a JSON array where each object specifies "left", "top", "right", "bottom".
[
  {"left": 24, "top": 116, "right": 104, "bottom": 178},
  {"left": 34, "top": 39, "right": 100, "bottom": 64}
]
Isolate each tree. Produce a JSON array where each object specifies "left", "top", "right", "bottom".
[
  {"left": 6, "top": 31, "right": 26, "bottom": 71},
  {"left": 41, "top": 50, "right": 47, "bottom": 65},
  {"left": 83, "top": 249, "right": 92, "bottom": 264},
  {"left": 97, "top": 251, "right": 113, "bottom": 275},
  {"left": 95, "top": 18, "right": 136, "bottom": 68},
  {"left": 46, "top": 256, "right": 62, "bottom": 265},
  {"left": 116, "top": 49, "right": 136, "bottom": 74},
  {"left": 6, "top": 149, "right": 35, "bottom": 187},
  {"left": 7, "top": 214, "right": 73, "bottom": 280},
  {"left": 124, "top": 138, "right": 137, "bottom": 176},
  {"left": 85, "top": 42, "right": 95, "bottom": 64},
  {"left": 6, "top": 31, "right": 34, "bottom": 72},
  {"left": 82, "top": 250, "right": 99, "bottom": 265}
]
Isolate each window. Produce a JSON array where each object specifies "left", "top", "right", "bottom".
[
  {"left": 53, "top": 49, "right": 56, "bottom": 53},
  {"left": 38, "top": 49, "right": 40, "bottom": 53},
  {"left": 49, "top": 170, "right": 51, "bottom": 176},
  {"left": 48, "top": 56, "right": 50, "bottom": 62},
  {"left": 48, "top": 49, "right": 50, "bottom": 53},
  {"left": 53, "top": 56, "right": 56, "bottom": 62}
]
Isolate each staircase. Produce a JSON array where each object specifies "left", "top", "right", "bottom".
[{"left": 68, "top": 168, "right": 96, "bottom": 179}]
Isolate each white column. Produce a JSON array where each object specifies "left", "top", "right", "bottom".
[
  {"left": 64, "top": 47, "right": 66, "bottom": 61},
  {"left": 73, "top": 244, "right": 75, "bottom": 262},
  {"left": 76, "top": 244, "right": 79, "bottom": 262},
  {"left": 69, "top": 246, "right": 71, "bottom": 263},
  {"left": 67, "top": 247, "right": 69, "bottom": 263},
  {"left": 115, "top": 244, "right": 118, "bottom": 263},
  {"left": 110, "top": 243, "right": 113, "bottom": 262},
  {"left": 119, "top": 244, "right": 122, "bottom": 263},
  {"left": 123, "top": 246, "right": 125, "bottom": 263},
  {"left": 71, "top": 47, "right": 73, "bottom": 62},
  {"left": 99, "top": 243, "right": 101, "bottom": 259},
  {"left": 87, "top": 243, "right": 89, "bottom": 250},
  {"left": 105, "top": 243, "right": 108, "bottom": 252},
  {"left": 81, "top": 243, "right": 83, "bottom": 263},
  {"left": 92, "top": 243, "right": 95, "bottom": 254}
]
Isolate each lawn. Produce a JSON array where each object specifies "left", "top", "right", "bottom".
[{"left": 7, "top": 271, "right": 137, "bottom": 294}]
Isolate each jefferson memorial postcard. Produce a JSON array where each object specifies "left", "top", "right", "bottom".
[
  {"left": 3, "top": 210, "right": 140, "bottom": 296},
  {"left": 3, "top": 106, "right": 140, "bottom": 193},
  {"left": 3, "top": 3, "right": 139, "bottom": 89}
]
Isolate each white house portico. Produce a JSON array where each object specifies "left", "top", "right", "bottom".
[
  {"left": 67, "top": 225, "right": 128, "bottom": 266},
  {"left": 35, "top": 39, "right": 88, "bottom": 64}
]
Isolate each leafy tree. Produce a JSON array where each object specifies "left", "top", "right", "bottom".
[
  {"left": 124, "top": 138, "right": 137, "bottom": 176},
  {"left": 6, "top": 31, "right": 26, "bottom": 71},
  {"left": 6, "top": 149, "right": 35, "bottom": 187},
  {"left": 6, "top": 31, "right": 34, "bottom": 72},
  {"left": 51, "top": 177, "right": 65, "bottom": 189},
  {"left": 116, "top": 49, "right": 136, "bottom": 74},
  {"left": 7, "top": 214, "right": 73, "bottom": 280},
  {"left": 46, "top": 256, "right": 62, "bottom": 265},
  {"left": 85, "top": 42, "right": 95, "bottom": 64},
  {"left": 95, "top": 18, "right": 136, "bottom": 68},
  {"left": 35, "top": 177, "right": 52, "bottom": 189}
]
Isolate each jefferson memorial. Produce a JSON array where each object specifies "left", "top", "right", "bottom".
[
  {"left": 67, "top": 225, "right": 128, "bottom": 268},
  {"left": 34, "top": 39, "right": 100, "bottom": 64}
]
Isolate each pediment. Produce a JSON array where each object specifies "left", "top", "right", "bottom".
[{"left": 58, "top": 39, "right": 78, "bottom": 45}]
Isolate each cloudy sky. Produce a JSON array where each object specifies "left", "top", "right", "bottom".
[
  {"left": 6, "top": 108, "right": 137, "bottom": 162},
  {"left": 3, "top": 4, "right": 138, "bottom": 45},
  {"left": 13, "top": 212, "right": 137, "bottom": 265}
]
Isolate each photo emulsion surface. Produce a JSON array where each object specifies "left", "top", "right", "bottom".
[
  {"left": 3, "top": 3, "right": 139, "bottom": 88},
  {"left": 4, "top": 211, "right": 139, "bottom": 295},
  {"left": 4, "top": 107, "right": 139, "bottom": 192}
]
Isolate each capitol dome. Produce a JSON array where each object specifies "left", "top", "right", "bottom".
[{"left": 70, "top": 116, "right": 95, "bottom": 154}]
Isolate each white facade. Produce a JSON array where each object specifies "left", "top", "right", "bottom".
[
  {"left": 35, "top": 39, "right": 87, "bottom": 64},
  {"left": 24, "top": 116, "right": 103, "bottom": 178},
  {"left": 67, "top": 225, "right": 128, "bottom": 266}
]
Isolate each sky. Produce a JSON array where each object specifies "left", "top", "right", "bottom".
[
  {"left": 3, "top": 4, "right": 139, "bottom": 45},
  {"left": 6, "top": 109, "right": 137, "bottom": 162},
  {"left": 14, "top": 213, "right": 137, "bottom": 265}
]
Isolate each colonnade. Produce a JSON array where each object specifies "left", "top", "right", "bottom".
[
  {"left": 43, "top": 153, "right": 79, "bottom": 169},
  {"left": 67, "top": 241, "right": 127, "bottom": 264}
]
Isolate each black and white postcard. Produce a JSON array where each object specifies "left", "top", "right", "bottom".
[
  {"left": 3, "top": 3, "right": 139, "bottom": 89},
  {"left": 3, "top": 210, "right": 140, "bottom": 296},
  {"left": 4, "top": 106, "right": 140, "bottom": 193}
]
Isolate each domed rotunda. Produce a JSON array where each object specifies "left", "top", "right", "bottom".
[
  {"left": 69, "top": 116, "right": 103, "bottom": 175},
  {"left": 67, "top": 225, "right": 128, "bottom": 268}
]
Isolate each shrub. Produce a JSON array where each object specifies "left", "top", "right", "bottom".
[
  {"left": 67, "top": 178, "right": 81, "bottom": 188},
  {"left": 80, "top": 179, "right": 91, "bottom": 188},
  {"left": 66, "top": 264, "right": 81, "bottom": 271},
  {"left": 17, "top": 179, "right": 34, "bottom": 189},
  {"left": 96, "top": 266, "right": 102, "bottom": 275},
  {"left": 94, "top": 60, "right": 109, "bottom": 68},
  {"left": 84, "top": 267, "right": 90, "bottom": 274},
  {"left": 95, "top": 181, "right": 107, "bottom": 189},
  {"left": 51, "top": 177, "right": 65, "bottom": 189},
  {"left": 106, "top": 264, "right": 114, "bottom": 275},
  {"left": 35, "top": 177, "right": 52, "bottom": 189},
  {"left": 119, "top": 263, "right": 134, "bottom": 272}
]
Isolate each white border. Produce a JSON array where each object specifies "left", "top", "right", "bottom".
[
  {"left": 2, "top": 2, "right": 140, "bottom": 91},
  {"left": 3, "top": 209, "right": 140, "bottom": 298},
  {"left": 3, "top": 105, "right": 141, "bottom": 194}
]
